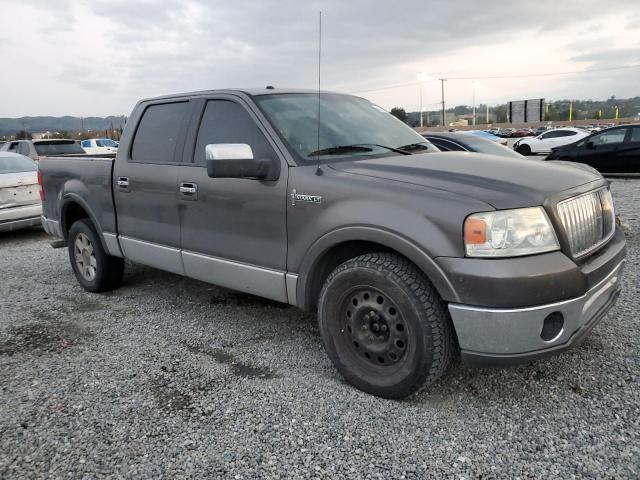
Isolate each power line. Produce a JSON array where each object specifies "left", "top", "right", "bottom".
[
  {"left": 446, "top": 63, "right": 640, "bottom": 80},
  {"left": 350, "top": 63, "right": 640, "bottom": 94}
]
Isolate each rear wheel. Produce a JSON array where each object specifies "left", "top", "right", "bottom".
[
  {"left": 318, "top": 253, "right": 455, "bottom": 399},
  {"left": 517, "top": 144, "right": 532, "bottom": 156},
  {"left": 68, "top": 219, "right": 124, "bottom": 292}
]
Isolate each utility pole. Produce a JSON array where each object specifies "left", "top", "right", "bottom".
[
  {"left": 440, "top": 78, "right": 446, "bottom": 126},
  {"left": 486, "top": 104, "right": 489, "bottom": 124}
]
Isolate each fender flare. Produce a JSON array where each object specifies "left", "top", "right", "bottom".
[
  {"left": 295, "top": 225, "right": 459, "bottom": 310},
  {"left": 60, "top": 193, "right": 111, "bottom": 254}
]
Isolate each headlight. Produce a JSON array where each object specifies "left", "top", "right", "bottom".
[{"left": 464, "top": 207, "right": 559, "bottom": 257}]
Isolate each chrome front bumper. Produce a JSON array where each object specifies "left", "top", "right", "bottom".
[{"left": 449, "top": 260, "right": 625, "bottom": 365}]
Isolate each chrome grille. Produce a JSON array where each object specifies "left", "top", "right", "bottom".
[{"left": 557, "top": 187, "right": 615, "bottom": 258}]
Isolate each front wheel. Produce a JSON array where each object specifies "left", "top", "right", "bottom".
[
  {"left": 517, "top": 144, "right": 532, "bottom": 156},
  {"left": 318, "top": 253, "right": 456, "bottom": 399},
  {"left": 68, "top": 219, "right": 124, "bottom": 292}
]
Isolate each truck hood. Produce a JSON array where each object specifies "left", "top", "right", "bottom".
[{"left": 328, "top": 152, "right": 602, "bottom": 209}]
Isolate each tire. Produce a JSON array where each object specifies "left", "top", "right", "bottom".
[
  {"left": 68, "top": 219, "right": 124, "bottom": 292},
  {"left": 517, "top": 144, "right": 532, "bottom": 156},
  {"left": 318, "top": 252, "right": 456, "bottom": 399}
]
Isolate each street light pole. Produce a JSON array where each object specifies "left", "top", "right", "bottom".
[
  {"left": 440, "top": 78, "right": 446, "bottom": 126},
  {"left": 417, "top": 72, "right": 429, "bottom": 129},
  {"left": 419, "top": 83, "right": 423, "bottom": 128},
  {"left": 472, "top": 89, "right": 476, "bottom": 126}
]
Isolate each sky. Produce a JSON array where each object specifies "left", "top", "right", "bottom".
[{"left": 1, "top": 0, "right": 640, "bottom": 117}]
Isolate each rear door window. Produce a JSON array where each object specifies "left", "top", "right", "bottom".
[
  {"left": 131, "top": 102, "right": 190, "bottom": 163},
  {"left": 629, "top": 126, "right": 640, "bottom": 143}
]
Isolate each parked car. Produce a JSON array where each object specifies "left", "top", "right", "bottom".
[
  {"left": 0, "top": 139, "right": 85, "bottom": 161},
  {"left": 39, "top": 88, "right": 625, "bottom": 399},
  {"left": 513, "top": 128, "right": 535, "bottom": 138},
  {"left": 81, "top": 138, "right": 119, "bottom": 154},
  {"left": 513, "top": 127, "right": 590, "bottom": 155},
  {"left": 496, "top": 128, "right": 517, "bottom": 138},
  {"left": 423, "top": 132, "right": 523, "bottom": 159},
  {"left": 463, "top": 130, "right": 508, "bottom": 146},
  {"left": 534, "top": 126, "right": 553, "bottom": 136},
  {"left": 546, "top": 124, "right": 640, "bottom": 173},
  {"left": 0, "top": 152, "right": 42, "bottom": 232}
]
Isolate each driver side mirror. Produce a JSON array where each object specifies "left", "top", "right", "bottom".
[
  {"left": 205, "top": 144, "right": 278, "bottom": 181},
  {"left": 586, "top": 141, "right": 595, "bottom": 150}
]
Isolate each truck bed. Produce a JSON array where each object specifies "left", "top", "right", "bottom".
[{"left": 39, "top": 155, "right": 117, "bottom": 237}]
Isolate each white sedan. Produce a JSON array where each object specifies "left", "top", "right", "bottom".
[
  {"left": 0, "top": 152, "right": 42, "bottom": 232},
  {"left": 513, "top": 128, "right": 589, "bottom": 156}
]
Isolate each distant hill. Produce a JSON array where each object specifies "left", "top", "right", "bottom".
[{"left": 0, "top": 116, "right": 127, "bottom": 137}]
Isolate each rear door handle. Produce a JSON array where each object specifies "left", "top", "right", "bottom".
[{"left": 179, "top": 182, "right": 198, "bottom": 200}]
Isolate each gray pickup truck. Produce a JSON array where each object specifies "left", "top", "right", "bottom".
[{"left": 39, "top": 89, "right": 626, "bottom": 399}]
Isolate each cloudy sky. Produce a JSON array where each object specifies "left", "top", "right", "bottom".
[{"left": 1, "top": 0, "right": 640, "bottom": 117}]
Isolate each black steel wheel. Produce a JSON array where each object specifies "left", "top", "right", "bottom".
[
  {"left": 318, "top": 252, "right": 456, "bottom": 399},
  {"left": 340, "top": 287, "right": 408, "bottom": 367}
]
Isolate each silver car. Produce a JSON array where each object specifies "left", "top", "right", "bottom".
[
  {"left": 0, "top": 139, "right": 84, "bottom": 161},
  {"left": 0, "top": 152, "right": 42, "bottom": 232}
]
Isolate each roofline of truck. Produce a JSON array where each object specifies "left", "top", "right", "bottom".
[{"left": 136, "top": 88, "right": 356, "bottom": 104}]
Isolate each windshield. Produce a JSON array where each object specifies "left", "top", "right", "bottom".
[
  {"left": 0, "top": 154, "right": 37, "bottom": 174},
  {"left": 462, "top": 136, "right": 524, "bottom": 158},
  {"left": 255, "top": 93, "right": 438, "bottom": 163},
  {"left": 34, "top": 141, "right": 85, "bottom": 156}
]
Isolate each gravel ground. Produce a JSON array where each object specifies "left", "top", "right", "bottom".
[{"left": 1, "top": 180, "right": 639, "bottom": 479}]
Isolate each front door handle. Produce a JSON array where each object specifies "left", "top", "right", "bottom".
[
  {"left": 117, "top": 177, "right": 129, "bottom": 188},
  {"left": 179, "top": 182, "right": 198, "bottom": 200}
]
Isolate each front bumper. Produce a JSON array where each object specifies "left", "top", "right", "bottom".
[
  {"left": 449, "top": 259, "right": 624, "bottom": 365},
  {"left": 0, "top": 204, "right": 42, "bottom": 232}
]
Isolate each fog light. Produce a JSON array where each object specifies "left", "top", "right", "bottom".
[{"left": 540, "top": 312, "right": 564, "bottom": 341}]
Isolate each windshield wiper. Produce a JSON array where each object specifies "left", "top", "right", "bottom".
[
  {"left": 307, "top": 145, "right": 373, "bottom": 157},
  {"left": 308, "top": 143, "right": 411, "bottom": 157},
  {"left": 397, "top": 141, "right": 432, "bottom": 152}
]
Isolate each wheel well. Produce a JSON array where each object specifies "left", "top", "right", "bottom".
[
  {"left": 62, "top": 202, "right": 90, "bottom": 238},
  {"left": 306, "top": 240, "right": 396, "bottom": 310}
]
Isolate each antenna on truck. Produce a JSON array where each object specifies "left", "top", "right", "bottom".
[{"left": 315, "top": 10, "right": 323, "bottom": 176}]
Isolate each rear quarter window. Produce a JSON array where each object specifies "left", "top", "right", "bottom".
[{"left": 131, "top": 102, "right": 189, "bottom": 163}]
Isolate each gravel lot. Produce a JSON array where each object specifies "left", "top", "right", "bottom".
[{"left": 1, "top": 180, "right": 639, "bottom": 479}]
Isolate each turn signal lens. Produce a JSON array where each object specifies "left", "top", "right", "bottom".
[{"left": 464, "top": 218, "right": 487, "bottom": 244}]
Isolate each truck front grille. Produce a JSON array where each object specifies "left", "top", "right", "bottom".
[{"left": 557, "top": 187, "right": 615, "bottom": 259}]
